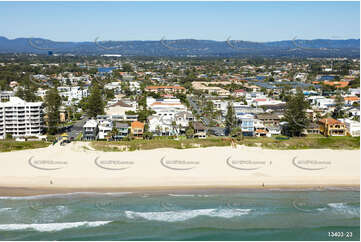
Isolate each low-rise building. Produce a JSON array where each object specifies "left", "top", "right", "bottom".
[
  {"left": 318, "top": 118, "right": 346, "bottom": 137},
  {"left": 238, "top": 114, "right": 254, "bottom": 136},
  {"left": 82, "top": 119, "right": 98, "bottom": 140},
  {"left": 98, "top": 120, "right": 113, "bottom": 140},
  {"left": 338, "top": 118, "right": 360, "bottom": 137},
  {"left": 131, "top": 121, "right": 144, "bottom": 138},
  {"left": 113, "top": 122, "right": 129, "bottom": 140},
  {"left": 256, "top": 113, "right": 281, "bottom": 127},
  {"left": 145, "top": 85, "right": 186, "bottom": 94}
]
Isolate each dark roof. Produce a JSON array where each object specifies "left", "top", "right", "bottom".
[
  {"left": 115, "top": 122, "right": 129, "bottom": 128},
  {"left": 109, "top": 100, "right": 132, "bottom": 108},
  {"left": 307, "top": 122, "right": 320, "bottom": 129},
  {"left": 193, "top": 121, "right": 206, "bottom": 130}
]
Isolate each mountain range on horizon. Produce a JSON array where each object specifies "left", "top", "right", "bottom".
[{"left": 0, "top": 36, "right": 359, "bottom": 58}]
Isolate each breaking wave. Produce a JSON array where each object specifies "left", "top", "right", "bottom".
[
  {"left": 0, "top": 221, "right": 112, "bottom": 232},
  {"left": 125, "top": 208, "right": 251, "bottom": 222}
]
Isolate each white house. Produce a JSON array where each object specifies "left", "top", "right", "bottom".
[
  {"left": 338, "top": 118, "right": 360, "bottom": 137},
  {"left": 97, "top": 120, "right": 113, "bottom": 140}
]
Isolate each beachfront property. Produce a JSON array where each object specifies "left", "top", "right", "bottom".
[
  {"left": 318, "top": 118, "right": 346, "bottom": 137},
  {"left": 82, "top": 119, "right": 98, "bottom": 140},
  {"left": 1, "top": 54, "right": 359, "bottom": 145},
  {"left": 193, "top": 121, "right": 207, "bottom": 139},
  {"left": 338, "top": 118, "right": 360, "bottom": 137},
  {"left": 131, "top": 121, "right": 144, "bottom": 138},
  {"left": 97, "top": 119, "right": 113, "bottom": 140},
  {"left": 238, "top": 114, "right": 255, "bottom": 136},
  {"left": 0, "top": 97, "right": 44, "bottom": 140},
  {"left": 304, "top": 122, "right": 321, "bottom": 135},
  {"left": 256, "top": 113, "right": 281, "bottom": 127},
  {"left": 113, "top": 122, "right": 129, "bottom": 140}
]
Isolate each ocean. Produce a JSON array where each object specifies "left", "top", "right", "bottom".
[{"left": 0, "top": 189, "right": 359, "bottom": 241}]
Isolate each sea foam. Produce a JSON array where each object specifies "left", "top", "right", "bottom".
[
  {"left": 0, "top": 221, "right": 112, "bottom": 232},
  {"left": 328, "top": 203, "right": 360, "bottom": 217},
  {"left": 125, "top": 208, "right": 251, "bottom": 222}
]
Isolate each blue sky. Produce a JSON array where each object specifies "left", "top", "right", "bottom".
[{"left": 0, "top": 1, "right": 359, "bottom": 42}]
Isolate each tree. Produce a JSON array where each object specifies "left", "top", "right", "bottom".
[
  {"left": 122, "top": 63, "right": 133, "bottom": 72},
  {"left": 230, "top": 127, "right": 243, "bottom": 141},
  {"left": 87, "top": 82, "right": 104, "bottom": 118},
  {"left": 143, "top": 131, "right": 153, "bottom": 140},
  {"left": 44, "top": 88, "right": 61, "bottom": 135},
  {"left": 171, "top": 121, "right": 178, "bottom": 136},
  {"left": 15, "top": 86, "right": 38, "bottom": 102},
  {"left": 332, "top": 91, "right": 345, "bottom": 119},
  {"left": 110, "top": 127, "right": 118, "bottom": 140},
  {"left": 225, "top": 102, "right": 236, "bottom": 136},
  {"left": 105, "top": 89, "right": 115, "bottom": 100},
  {"left": 185, "top": 127, "right": 194, "bottom": 139},
  {"left": 284, "top": 89, "right": 310, "bottom": 137}
]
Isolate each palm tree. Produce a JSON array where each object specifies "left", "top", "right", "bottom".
[
  {"left": 156, "top": 125, "right": 161, "bottom": 136},
  {"left": 171, "top": 121, "right": 177, "bottom": 137},
  {"left": 110, "top": 127, "right": 118, "bottom": 141}
]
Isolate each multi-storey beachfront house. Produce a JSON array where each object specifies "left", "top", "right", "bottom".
[
  {"left": 113, "top": 122, "right": 129, "bottom": 140},
  {"left": 256, "top": 113, "right": 281, "bottom": 127},
  {"left": 131, "top": 121, "right": 144, "bottom": 139},
  {"left": 338, "top": 118, "right": 360, "bottom": 137},
  {"left": 0, "top": 97, "right": 44, "bottom": 140},
  {"left": 98, "top": 119, "right": 113, "bottom": 140},
  {"left": 238, "top": 114, "right": 254, "bottom": 137},
  {"left": 318, "top": 118, "right": 346, "bottom": 137},
  {"left": 82, "top": 119, "right": 98, "bottom": 140}
]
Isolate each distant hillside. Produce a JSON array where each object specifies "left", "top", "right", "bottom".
[{"left": 0, "top": 36, "right": 359, "bottom": 58}]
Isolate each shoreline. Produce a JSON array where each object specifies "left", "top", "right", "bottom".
[
  {"left": 0, "top": 184, "right": 359, "bottom": 197},
  {"left": 0, "top": 142, "right": 359, "bottom": 197}
]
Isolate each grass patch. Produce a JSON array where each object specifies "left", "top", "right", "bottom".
[
  {"left": 90, "top": 135, "right": 360, "bottom": 152},
  {"left": 241, "top": 135, "right": 360, "bottom": 150},
  {"left": 0, "top": 140, "right": 51, "bottom": 152},
  {"left": 91, "top": 137, "right": 233, "bottom": 152}
]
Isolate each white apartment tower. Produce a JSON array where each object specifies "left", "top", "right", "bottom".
[{"left": 0, "top": 97, "right": 44, "bottom": 139}]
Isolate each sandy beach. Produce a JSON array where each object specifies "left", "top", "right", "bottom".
[{"left": 0, "top": 142, "right": 359, "bottom": 195}]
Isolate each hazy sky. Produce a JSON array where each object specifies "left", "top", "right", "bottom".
[{"left": 0, "top": 1, "right": 359, "bottom": 42}]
